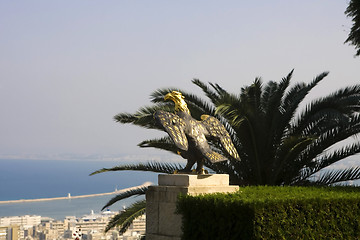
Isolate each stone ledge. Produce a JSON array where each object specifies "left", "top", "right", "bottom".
[
  {"left": 147, "top": 185, "right": 239, "bottom": 203},
  {"left": 158, "top": 174, "right": 230, "bottom": 186},
  {"left": 149, "top": 185, "right": 240, "bottom": 194}
]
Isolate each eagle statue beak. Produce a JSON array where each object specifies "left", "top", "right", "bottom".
[{"left": 164, "top": 92, "right": 173, "bottom": 101}]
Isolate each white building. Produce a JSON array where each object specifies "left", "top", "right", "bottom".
[{"left": 0, "top": 215, "right": 41, "bottom": 228}]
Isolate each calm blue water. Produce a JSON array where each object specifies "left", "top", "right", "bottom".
[
  {"left": 0, "top": 159, "right": 158, "bottom": 219},
  {"left": 0, "top": 194, "right": 145, "bottom": 220}
]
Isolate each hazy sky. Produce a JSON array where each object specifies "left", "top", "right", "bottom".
[{"left": 1, "top": 1, "right": 359, "bottom": 159}]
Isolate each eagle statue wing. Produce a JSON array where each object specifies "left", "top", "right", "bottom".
[
  {"left": 200, "top": 115, "right": 240, "bottom": 161},
  {"left": 154, "top": 110, "right": 188, "bottom": 151}
]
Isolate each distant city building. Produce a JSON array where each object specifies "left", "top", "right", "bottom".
[
  {"left": 0, "top": 215, "right": 41, "bottom": 240},
  {"left": 121, "top": 214, "right": 146, "bottom": 240},
  {"left": 0, "top": 211, "right": 146, "bottom": 240},
  {"left": 0, "top": 225, "right": 20, "bottom": 240},
  {"left": 0, "top": 227, "right": 6, "bottom": 240},
  {"left": 0, "top": 215, "right": 41, "bottom": 228}
]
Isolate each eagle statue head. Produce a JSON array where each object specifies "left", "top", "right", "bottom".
[{"left": 164, "top": 91, "right": 190, "bottom": 114}]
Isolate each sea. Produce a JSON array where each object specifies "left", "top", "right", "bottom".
[{"left": 0, "top": 159, "right": 159, "bottom": 220}]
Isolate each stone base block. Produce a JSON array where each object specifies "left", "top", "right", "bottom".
[
  {"left": 146, "top": 174, "right": 238, "bottom": 240},
  {"left": 158, "top": 174, "right": 230, "bottom": 186}
]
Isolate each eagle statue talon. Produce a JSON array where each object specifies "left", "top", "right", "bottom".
[
  {"left": 196, "top": 168, "right": 209, "bottom": 175},
  {"left": 154, "top": 91, "right": 240, "bottom": 175},
  {"left": 173, "top": 169, "right": 194, "bottom": 174}
]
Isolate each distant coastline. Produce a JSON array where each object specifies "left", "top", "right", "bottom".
[{"left": 0, "top": 182, "right": 152, "bottom": 205}]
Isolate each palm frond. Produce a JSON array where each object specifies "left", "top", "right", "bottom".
[
  {"left": 105, "top": 200, "right": 146, "bottom": 233},
  {"left": 279, "top": 71, "right": 328, "bottom": 140},
  {"left": 215, "top": 93, "right": 244, "bottom": 126},
  {"left": 182, "top": 92, "right": 216, "bottom": 118},
  {"left": 314, "top": 143, "right": 360, "bottom": 171},
  {"left": 295, "top": 142, "right": 360, "bottom": 184},
  {"left": 272, "top": 136, "right": 315, "bottom": 184},
  {"left": 282, "top": 72, "right": 328, "bottom": 118},
  {"left": 209, "top": 82, "right": 228, "bottom": 96},
  {"left": 138, "top": 136, "right": 178, "bottom": 154},
  {"left": 260, "top": 80, "right": 278, "bottom": 113},
  {"left": 101, "top": 186, "right": 148, "bottom": 210},
  {"left": 192, "top": 79, "right": 221, "bottom": 104},
  {"left": 90, "top": 162, "right": 184, "bottom": 175},
  {"left": 315, "top": 167, "right": 360, "bottom": 185},
  {"left": 114, "top": 104, "right": 172, "bottom": 130},
  {"left": 298, "top": 116, "right": 360, "bottom": 170},
  {"left": 292, "top": 84, "right": 360, "bottom": 136},
  {"left": 241, "top": 77, "right": 263, "bottom": 111},
  {"left": 261, "top": 70, "right": 294, "bottom": 169},
  {"left": 264, "top": 69, "right": 292, "bottom": 116},
  {"left": 345, "top": 0, "right": 360, "bottom": 56}
]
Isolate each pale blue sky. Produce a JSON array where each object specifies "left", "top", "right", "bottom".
[{"left": 0, "top": 1, "right": 359, "bottom": 159}]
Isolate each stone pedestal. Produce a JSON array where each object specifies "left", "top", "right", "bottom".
[{"left": 146, "top": 174, "right": 239, "bottom": 240}]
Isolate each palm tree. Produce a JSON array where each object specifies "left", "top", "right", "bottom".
[
  {"left": 92, "top": 70, "right": 360, "bottom": 231},
  {"left": 345, "top": 0, "right": 360, "bottom": 56}
]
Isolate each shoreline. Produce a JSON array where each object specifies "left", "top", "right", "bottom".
[{"left": 0, "top": 182, "right": 152, "bottom": 205}]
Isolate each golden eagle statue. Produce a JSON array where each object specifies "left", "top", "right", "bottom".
[{"left": 154, "top": 91, "right": 240, "bottom": 174}]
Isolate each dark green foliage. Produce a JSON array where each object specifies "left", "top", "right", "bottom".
[
  {"left": 345, "top": 0, "right": 360, "bottom": 56},
  {"left": 177, "top": 186, "right": 360, "bottom": 240}
]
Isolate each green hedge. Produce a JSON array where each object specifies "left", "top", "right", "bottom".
[{"left": 176, "top": 186, "right": 360, "bottom": 240}]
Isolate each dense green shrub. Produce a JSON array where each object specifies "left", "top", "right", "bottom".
[{"left": 177, "top": 186, "right": 360, "bottom": 240}]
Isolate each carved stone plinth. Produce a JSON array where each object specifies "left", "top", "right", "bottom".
[{"left": 146, "top": 174, "right": 239, "bottom": 240}]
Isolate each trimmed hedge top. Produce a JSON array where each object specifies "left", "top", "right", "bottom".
[
  {"left": 230, "top": 185, "right": 360, "bottom": 202},
  {"left": 177, "top": 186, "right": 360, "bottom": 240}
]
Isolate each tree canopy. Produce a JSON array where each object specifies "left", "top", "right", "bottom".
[{"left": 106, "top": 70, "right": 360, "bottom": 186}]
